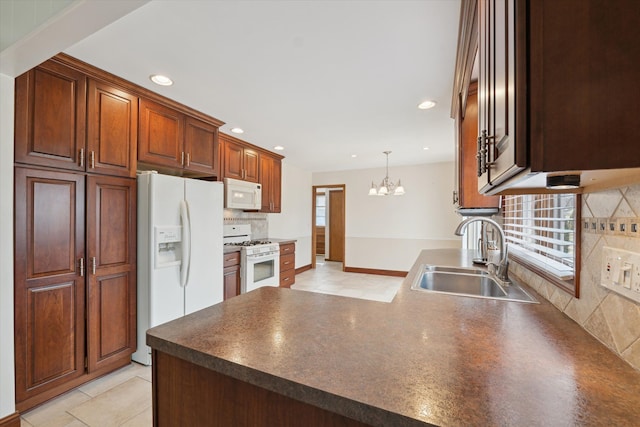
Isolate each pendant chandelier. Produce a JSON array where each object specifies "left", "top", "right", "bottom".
[{"left": 368, "top": 151, "right": 405, "bottom": 196}]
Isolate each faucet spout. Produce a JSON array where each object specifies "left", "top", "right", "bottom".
[{"left": 455, "top": 217, "right": 509, "bottom": 282}]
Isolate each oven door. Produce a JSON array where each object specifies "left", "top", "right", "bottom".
[{"left": 243, "top": 251, "right": 280, "bottom": 292}]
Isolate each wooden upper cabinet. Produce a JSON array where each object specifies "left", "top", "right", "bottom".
[
  {"left": 184, "top": 117, "right": 219, "bottom": 176},
  {"left": 14, "top": 167, "right": 86, "bottom": 404},
  {"left": 457, "top": 82, "right": 500, "bottom": 211},
  {"left": 15, "top": 59, "right": 87, "bottom": 171},
  {"left": 86, "top": 175, "right": 137, "bottom": 372},
  {"left": 460, "top": 0, "right": 640, "bottom": 194},
  {"left": 139, "top": 98, "right": 220, "bottom": 177},
  {"left": 87, "top": 79, "right": 138, "bottom": 177},
  {"left": 138, "top": 98, "right": 184, "bottom": 169},
  {"left": 221, "top": 134, "right": 260, "bottom": 182},
  {"left": 260, "top": 154, "right": 282, "bottom": 213}
]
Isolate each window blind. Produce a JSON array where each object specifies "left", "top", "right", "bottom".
[{"left": 502, "top": 194, "right": 576, "bottom": 280}]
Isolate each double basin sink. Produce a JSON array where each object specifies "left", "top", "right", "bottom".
[{"left": 411, "top": 265, "right": 537, "bottom": 303}]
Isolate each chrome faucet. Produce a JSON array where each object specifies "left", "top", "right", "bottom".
[{"left": 455, "top": 217, "right": 510, "bottom": 283}]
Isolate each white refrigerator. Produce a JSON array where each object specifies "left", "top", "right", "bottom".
[{"left": 133, "top": 172, "right": 223, "bottom": 365}]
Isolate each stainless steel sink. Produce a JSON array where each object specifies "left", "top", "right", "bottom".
[{"left": 411, "top": 264, "right": 538, "bottom": 303}]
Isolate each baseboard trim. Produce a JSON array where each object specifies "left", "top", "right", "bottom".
[
  {"left": 295, "top": 264, "right": 312, "bottom": 275},
  {"left": 344, "top": 266, "right": 407, "bottom": 277},
  {"left": 0, "top": 412, "right": 20, "bottom": 427}
]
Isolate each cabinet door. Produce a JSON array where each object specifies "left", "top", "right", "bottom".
[
  {"left": 14, "top": 60, "right": 86, "bottom": 171},
  {"left": 14, "top": 168, "right": 86, "bottom": 403},
  {"left": 260, "top": 156, "right": 273, "bottom": 212},
  {"left": 223, "top": 265, "right": 240, "bottom": 300},
  {"left": 139, "top": 98, "right": 184, "bottom": 169},
  {"left": 243, "top": 149, "right": 260, "bottom": 183},
  {"left": 184, "top": 116, "right": 219, "bottom": 176},
  {"left": 222, "top": 138, "right": 245, "bottom": 180},
  {"left": 259, "top": 155, "right": 282, "bottom": 213},
  {"left": 87, "top": 79, "right": 138, "bottom": 177},
  {"left": 478, "top": 0, "right": 524, "bottom": 192},
  {"left": 86, "top": 176, "right": 137, "bottom": 372},
  {"left": 459, "top": 84, "right": 500, "bottom": 209}
]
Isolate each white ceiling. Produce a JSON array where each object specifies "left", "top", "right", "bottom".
[{"left": 63, "top": 1, "right": 461, "bottom": 173}]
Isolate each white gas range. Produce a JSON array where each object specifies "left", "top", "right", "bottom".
[{"left": 223, "top": 224, "right": 280, "bottom": 293}]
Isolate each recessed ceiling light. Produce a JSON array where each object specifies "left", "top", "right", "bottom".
[
  {"left": 423, "top": 147, "right": 430, "bottom": 150},
  {"left": 150, "top": 74, "right": 173, "bottom": 86},
  {"left": 274, "top": 145, "right": 284, "bottom": 151},
  {"left": 418, "top": 100, "right": 437, "bottom": 110},
  {"left": 351, "top": 154, "right": 357, "bottom": 158},
  {"left": 230, "top": 128, "right": 244, "bottom": 134}
]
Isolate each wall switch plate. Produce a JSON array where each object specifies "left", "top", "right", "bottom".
[{"left": 601, "top": 246, "right": 640, "bottom": 303}]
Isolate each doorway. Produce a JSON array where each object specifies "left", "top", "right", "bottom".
[{"left": 312, "top": 185, "right": 345, "bottom": 269}]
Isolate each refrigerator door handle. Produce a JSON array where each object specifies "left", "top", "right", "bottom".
[{"left": 180, "top": 199, "right": 192, "bottom": 287}]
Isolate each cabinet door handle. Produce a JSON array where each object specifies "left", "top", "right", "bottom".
[
  {"left": 453, "top": 190, "right": 458, "bottom": 204},
  {"left": 181, "top": 152, "right": 185, "bottom": 166},
  {"left": 79, "top": 148, "right": 85, "bottom": 168},
  {"left": 90, "top": 151, "right": 95, "bottom": 169},
  {"left": 91, "top": 257, "right": 96, "bottom": 275},
  {"left": 186, "top": 153, "right": 190, "bottom": 167},
  {"left": 79, "top": 258, "right": 84, "bottom": 277},
  {"left": 478, "top": 130, "right": 495, "bottom": 176},
  {"left": 476, "top": 136, "right": 482, "bottom": 177}
]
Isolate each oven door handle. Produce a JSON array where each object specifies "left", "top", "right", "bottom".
[
  {"left": 180, "top": 199, "right": 191, "bottom": 287},
  {"left": 247, "top": 252, "right": 279, "bottom": 260}
]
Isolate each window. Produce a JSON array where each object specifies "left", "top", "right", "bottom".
[
  {"left": 315, "top": 194, "right": 326, "bottom": 226},
  {"left": 502, "top": 193, "right": 580, "bottom": 296}
]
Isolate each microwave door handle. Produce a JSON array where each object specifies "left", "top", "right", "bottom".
[{"left": 180, "top": 200, "right": 191, "bottom": 288}]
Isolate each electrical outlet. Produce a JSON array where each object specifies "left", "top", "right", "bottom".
[
  {"left": 633, "top": 264, "right": 640, "bottom": 293},
  {"left": 601, "top": 247, "right": 640, "bottom": 303}
]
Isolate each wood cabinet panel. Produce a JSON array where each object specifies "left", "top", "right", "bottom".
[
  {"left": 458, "top": 83, "right": 500, "bottom": 209},
  {"left": 243, "top": 149, "right": 260, "bottom": 182},
  {"left": 87, "top": 79, "right": 138, "bottom": 177},
  {"left": 260, "top": 154, "right": 282, "bottom": 213},
  {"left": 153, "top": 350, "right": 370, "bottom": 426},
  {"left": 14, "top": 60, "right": 86, "bottom": 171},
  {"left": 222, "top": 138, "right": 246, "bottom": 180},
  {"left": 86, "top": 176, "right": 137, "bottom": 372},
  {"left": 138, "top": 98, "right": 183, "bottom": 169},
  {"left": 14, "top": 167, "right": 86, "bottom": 403},
  {"left": 87, "top": 272, "right": 136, "bottom": 372},
  {"left": 223, "top": 251, "right": 241, "bottom": 300},
  {"left": 184, "top": 116, "right": 219, "bottom": 175},
  {"left": 279, "top": 243, "right": 295, "bottom": 287}
]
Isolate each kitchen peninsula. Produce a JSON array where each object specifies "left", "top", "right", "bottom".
[{"left": 147, "top": 249, "right": 640, "bottom": 426}]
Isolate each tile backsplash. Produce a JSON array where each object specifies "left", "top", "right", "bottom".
[
  {"left": 223, "top": 210, "right": 268, "bottom": 239},
  {"left": 510, "top": 184, "right": 640, "bottom": 371}
]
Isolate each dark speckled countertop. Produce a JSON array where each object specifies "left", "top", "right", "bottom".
[{"left": 147, "top": 249, "right": 640, "bottom": 426}]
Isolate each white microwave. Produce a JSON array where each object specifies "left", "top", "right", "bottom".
[{"left": 224, "top": 178, "right": 262, "bottom": 210}]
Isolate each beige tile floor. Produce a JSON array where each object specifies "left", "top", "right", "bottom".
[{"left": 20, "top": 258, "right": 402, "bottom": 426}]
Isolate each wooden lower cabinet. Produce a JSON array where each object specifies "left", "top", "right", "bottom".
[
  {"left": 279, "top": 243, "right": 295, "bottom": 288},
  {"left": 152, "top": 350, "right": 369, "bottom": 427},
  {"left": 14, "top": 167, "right": 136, "bottom": 411},
  {"left": 223, "top": 251, "right": 241, "bottom": 300}
]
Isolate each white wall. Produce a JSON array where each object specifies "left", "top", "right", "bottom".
[
  {"left": 268, "top": 162, "right": 313, "bottom": 269},
  {"left": 0, "top": 73, "right": 16, "bottom": 418},
  {"left": 313, "top": 162, "right": 462, "bottom": 271}
]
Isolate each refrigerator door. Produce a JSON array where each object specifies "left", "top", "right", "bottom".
[
  {"left": 148, "top": 173, "right": 188, "bottom": 324},
  {"left": 183, "top": 179, "right": 224, "bottom": 314}
]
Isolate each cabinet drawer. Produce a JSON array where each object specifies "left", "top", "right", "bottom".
[
  {"left": 223, "top": 251, "right": 240, "bottom": 267},
  {"left": 280, "top": 253, "right": 295, "bottom": 272},
  {"left": 280, "top": 243, "right": 295, "bottom": 256},
  {"left": 280, "top": 268, "right": 295, "bottom": 288}
]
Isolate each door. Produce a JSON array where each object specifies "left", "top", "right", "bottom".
[
  {"left": 14, "top": 60, "right": 87, "bottom": 171},
  {"left": 14, "top": 167, "right": 86, "bottom": 403},
  {"left": 138, "top": 98, "right": 184, "bottom": 169},
  {"left": 87, "top": 79, "right": 138, "bottom": 177},
  {"left": 183, "top": 179, "right": 224, "bottom": 314},
  {"left": 327, "top": 189, "right": 345, "bottom": 262},
  {"left": 243, "top": 148, "right": 260, "bottom": 182},
  {"left": 86, "top": 176, "right": 137, "bottom": 372},
  {"left": 184, "top": 116, "right": 219, "bottom": 176}
]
